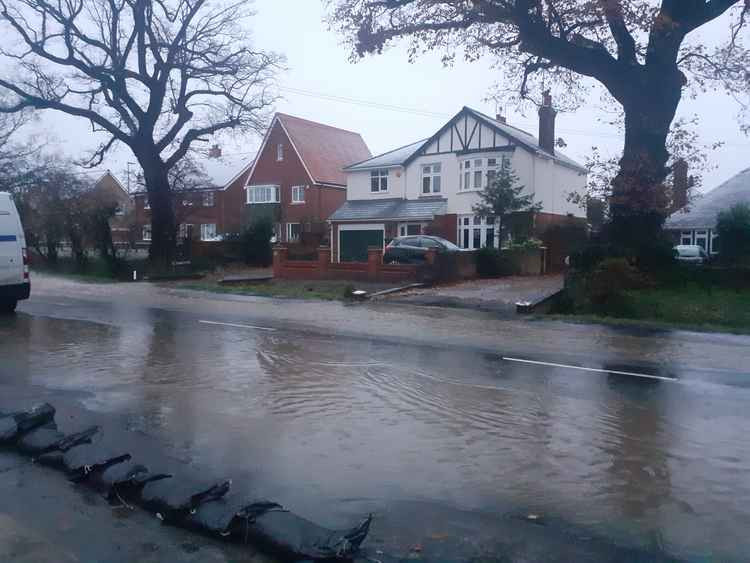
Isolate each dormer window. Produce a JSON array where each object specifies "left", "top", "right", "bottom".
[{"left": 276, "top": 143, "right": 284, "bottom": 162}]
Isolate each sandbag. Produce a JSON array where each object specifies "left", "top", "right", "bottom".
[
  {"left": 140, "top": 477, "right": 232, "bottom": 523},
  {"left": 62, "top": 443, "right": 131, "bottom": 482},
  {"left": 16, "top": 426, "right": 65, "bottom": 455},
  {"left": 229, "top": 502, "right": 372, "bottom": 560},
  {"left": 17, "top": 425, "right": 99, "bottom": 457},
  {"left": 184, "top": 498, "right": 275, "bottom": 537},
  {"left": 0, "top": 403, "right": 56, "bottom": 443}
]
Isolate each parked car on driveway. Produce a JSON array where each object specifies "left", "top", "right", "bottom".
[
  {"left": 674, "top": 244, "right": 708, "bottom": 265},
  {"left": 384, "top": 235, "right": 463, "bottom": 264}
]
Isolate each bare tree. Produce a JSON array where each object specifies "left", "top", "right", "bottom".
[
  {"left": 328, "top": 0, "right": 749, "bottom": 254},
  {"left": 0, "top": 0, "right": 282, "bottom": 267}
]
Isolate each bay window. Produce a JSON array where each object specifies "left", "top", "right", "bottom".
[
  {"left": 459, "top": 155, "right": 511, "bottom": 191},
  {"left": 457, "top": 215, "right": 497, "bottom": 249},
  {"left": 201, "top": 223, "right": 217, "bottom": 241},
  {"left": 247, "top": 185, "right": 280, "bottom": 204}
]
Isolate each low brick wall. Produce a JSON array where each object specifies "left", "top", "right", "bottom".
[{"left": 274, "top": 245, "right": 422, "bottom": 283}]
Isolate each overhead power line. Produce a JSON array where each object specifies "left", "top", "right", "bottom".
[{"left": 279, "top": 85, "right": 750, "bottom": 148}]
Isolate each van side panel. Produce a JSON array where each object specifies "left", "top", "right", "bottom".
[{"left": 0, "top": 193, "right": 29, "bottom": 299}]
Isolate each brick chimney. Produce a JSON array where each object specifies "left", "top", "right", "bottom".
[
  {"left": 208, "top": 144, "right": 222, "bottom": 158},
  {"left": 671, "top": 158, "right": 689, "bottom": 212},
  {"left": 538, "top": 90, "right": 557, "bottom": 155}
]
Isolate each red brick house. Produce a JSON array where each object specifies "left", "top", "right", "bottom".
[
  {"left": 132, "top": 149, "right": 254, "bottom": 245},
  {"left": 243, "top": 113, "right": 371, "bottom": 244}
]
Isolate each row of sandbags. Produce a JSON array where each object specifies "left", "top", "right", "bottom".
[{"left": 0, "top": 403, "right": 372, "bottom": 561}]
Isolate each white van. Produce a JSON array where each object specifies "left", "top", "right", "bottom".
[{"left": 0, "top": 192, "right": 30, "bottom": 313}]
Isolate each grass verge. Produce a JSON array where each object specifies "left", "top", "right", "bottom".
[
  {"left": 553, "top": 284, "right": 750, "bottom": 334},
  {"left": 177, "top": 280, "right": 357, "bottom": 301}
]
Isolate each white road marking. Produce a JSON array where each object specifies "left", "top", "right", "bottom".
[
  {"left": 199, "top": 320, "right": 276, "bottom": 332},
  {"left": 502, "top": 357, "right": 676, "bottom": 382}
]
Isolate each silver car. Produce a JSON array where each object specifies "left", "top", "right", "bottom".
[{"left": 674, "top": 244, "right": 708, "bottom": 265}]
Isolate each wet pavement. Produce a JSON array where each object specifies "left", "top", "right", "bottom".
[{"left": 2, "top": 274, "right": 750, "bottom": 561}]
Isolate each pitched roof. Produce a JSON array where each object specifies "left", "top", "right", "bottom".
[
  {"left": 464, "top": 107, "right": 586, "bottom": 173},
  {"left": 344, "top": 139, "right": 427, "bottom": 171},
  {"left": 665, "top": 167, "right": 750, "bottom": 230},
  {"left": 344, "top": 106, "right": 586, "bottom": 174},
  {"left": 330, "top": 197, "right": 447, "bottom": 221},
  {"left": 276, "top": 113, "right": 371, "bottom": 186}
]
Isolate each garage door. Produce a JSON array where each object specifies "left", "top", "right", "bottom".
[{"left": 340, "top": 228, "right": 384, "bottom": 262}]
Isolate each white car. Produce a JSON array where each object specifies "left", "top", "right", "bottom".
[
  {"left": 0, "top": 192, "right": 30, "bottom": 313},
  {"left": 674, "top": 244, "right": 708, "bottom": 265}
]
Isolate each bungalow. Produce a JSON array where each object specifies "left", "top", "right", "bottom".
[
  {"left": 665, "top": 166, "right": 750, "bottom": 254},
  {"left": 330, "top": 96, "right": 588, "bottom": 262}
]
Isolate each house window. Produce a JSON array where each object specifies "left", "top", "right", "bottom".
[
  {"left": 200, "top": 223, "right": 217, "bottom": 241},
  {"left": 680, "top": 231, "right": 693, "bottom": 245},
  {"left": 460, "top": 160, "right": 471, "bottom": 191},
  {"left": 286, "top": 222, "right": 301, "bottom": 242},
  {"left": 114, "top": 204, "right": 125, "bottom": 216},
  {"left": 277, "top": 143, "right": 284, "bottom": 162},
  {"left": 371, "top": 169, "right": 388, "bottom": 192},
  {"left": 143, "top": 197, "right": 150, "bottom": 210},
  {"left": 247, "top": 185, "right": 280, "bottom": 204},
  {"left": 142, "top": 225, "right": 151, "bottom": 241},
  {"left": 695, "top": 229, "right": 708, "bottom": 251},
  {"left": 398, "top": 223, "right": 425, "bottom": 237},
  {"left": 203, "top": 191, "right": 214, "bottom": 207},
  {"left": 473, "top": 158, "right": 484, "bottom": 189},
  {"left": 291, "top": 185, "right": 305, "bottom": 203},
  {"left": 421, "top": 163, "right": 442, "bottom": 194},
  {"left": 710, "top": 230, "right": 719, "bottom": 254},
  {"left": 178, "top": 223, "right": 192, "bottom": 240}
]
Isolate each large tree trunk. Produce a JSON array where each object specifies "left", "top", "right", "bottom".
[
  {"left": 140, "top": 154, "right": 176, "bottom": 271},
  {"left": 608, "top": 66, "right": 683, "bottom": 257}
]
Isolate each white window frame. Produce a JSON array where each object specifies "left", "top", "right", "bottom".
[
  {"left": 459, "top": 155, "right": 511, "bottom": 191},
  {"left": 680, "top": 230, "right": 693, "bottom": 246},
  {"left": 291, "top": 185, "right": 306, "bottom": 204},
  {"left": 710, "top": 230, "right": 719, "bottom": 254},
  {"left": 142, "top": 225, "right": 152, "bottom": 241},
  {"left": 286, "top": 222, "right": 301, "bottom": 242},
  {"left": 178, "top": 223, "right": 193, "bottom": 240},
  {"left": 143, "top": 197, "right": 150, "bottom": 210},
  {"left": 200, "top": 223, "right": 217, "bottom": 241},
  {"left": 421, "top": 163, "right": 442, "bottom": 195},
  {"left": 370, "top": 169, "right": 389, "bottom": 193},
  {"left": 398, "top": 222, "right": 427, "bottom": 237},
  {"left": 457, "top": 215, "right": 497, "bottom": 250},
  {"left": 276, "top": 143, "right": 284, "bottom": 162},
  {"left": 246, "top": 185, "right": 280, "bottom": 204},
  {"left": 202, "top": 191, "right": 215, "bottom": 207},
  {"left": 694, "top": 229, "right": 708, "bottom": 251}
]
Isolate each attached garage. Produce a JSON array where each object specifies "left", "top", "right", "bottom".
[{"left": 338, "top": 224, "right": 384, "bottom": 262}]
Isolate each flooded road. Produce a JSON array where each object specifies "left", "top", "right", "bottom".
[{"left": 2, "top": 280, "right": 750, "bottom": 560}]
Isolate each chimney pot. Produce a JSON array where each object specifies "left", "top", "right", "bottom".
[
  {"left": 496, "top": 114, "right": 507, "bottom": 124},
  {"left": 538, "top": 91, "right": 557, "bottom": 155}
]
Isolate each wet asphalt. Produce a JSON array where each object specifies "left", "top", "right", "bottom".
[{"left": 1, "top": 274, "right": 750, "bottom": 561}]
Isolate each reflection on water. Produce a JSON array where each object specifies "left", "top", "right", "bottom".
[{"left": 2, "top": 312, "right": 750, "bottom": 560}]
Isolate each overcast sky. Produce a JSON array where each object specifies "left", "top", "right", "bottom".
[{"left": 30, "top": 0, "right": 750, "bottom": 193}]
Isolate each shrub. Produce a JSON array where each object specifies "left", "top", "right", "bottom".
[
  {"left": 716, "top": 203, "right": 750, "bottom": 266},
  {"left": 476, "top": 247, "right": 502, "bottom": 277},
  {"left": 239, "top": 217, "right": 274, "bottom": 266},
  {"left": 586, "top": 257, "right": 645, "bottom": 310}
]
